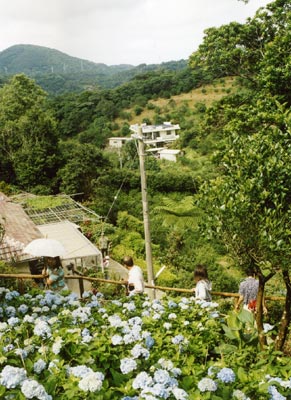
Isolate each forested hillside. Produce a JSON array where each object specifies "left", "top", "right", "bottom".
[
  {"left": 1, "top": 0, "right": 291, "bottom": 350},
  {"left": 0, "top": 44, "right": 187, "bottom": 94}
]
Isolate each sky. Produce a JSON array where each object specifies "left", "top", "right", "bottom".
[{"left": 1, "top": 0, "right": 271, "bottom": 66}]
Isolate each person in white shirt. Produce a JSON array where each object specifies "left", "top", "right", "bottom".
[
  {"left": 192, "top": 264, "right": 212, "bottom": 301},
  {"left": 123, "top": 255, "right": 144, "bottom": 295}
]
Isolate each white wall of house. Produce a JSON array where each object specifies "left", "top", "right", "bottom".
[
  {"left": 158, "top": 149, "right": 181, "bottom": 162},
  {"left": 108, "top": 137, "right": 132, "bottom": 148}
]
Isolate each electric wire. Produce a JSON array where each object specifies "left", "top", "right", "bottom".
[{"left": 104, "top": 147, "right": 138, "bottom": 222}]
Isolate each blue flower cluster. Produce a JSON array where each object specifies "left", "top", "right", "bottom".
[
  {"left": 129, "top": 358, "right": 187, "bottom": 399},
  {"left": 265, "top": 375, "right": 291, "bottom": 400},
  {"left": 68, "top": 365, "right": 105, "bottom": 393},
  {"left": 0, "top": 365, "right": 51, "bottom": 400},
  {"left": 217, "top": 367, "right": 236, "bottom": 383},
  {"left": 198, "top": 367, "right": 249, "bottom": 398},
  {"left": 0, "top": 286, "right": 289, "bottom": 399}
]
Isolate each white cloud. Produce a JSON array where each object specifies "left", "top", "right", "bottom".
[{"left": 1, "top": 0, "right": 271, "bottom": 65}]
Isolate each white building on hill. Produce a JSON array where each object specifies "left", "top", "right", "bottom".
[
  {"left": 108, "top": 122, "right": 180, "bottom": 151},
  {"left": 130, "top": 122, "right": 180, "bottom": 148}
]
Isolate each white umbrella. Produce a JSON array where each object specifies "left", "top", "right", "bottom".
[{"left": 23, "top": 238, "right": 66, "bottom": 258}]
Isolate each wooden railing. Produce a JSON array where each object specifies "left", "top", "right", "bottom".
[{"left": 0, "top": 273, "right": 285, "bottom": 301}]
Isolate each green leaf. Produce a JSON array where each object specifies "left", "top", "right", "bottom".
[{"left": 237, "top": 367, "right": 248, "bottom": 383}]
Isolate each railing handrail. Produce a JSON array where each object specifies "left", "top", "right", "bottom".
[{"left": 0, "top": 273, "right": 285, "bottom": 301}]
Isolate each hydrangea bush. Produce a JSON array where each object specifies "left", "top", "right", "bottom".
[{"left": 0, "top": 287, "right": 290, "bottom": 399}]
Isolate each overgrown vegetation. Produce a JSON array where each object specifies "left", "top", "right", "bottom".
[{"left": 1, "top": 0, "right": 291, "bottom": 351}]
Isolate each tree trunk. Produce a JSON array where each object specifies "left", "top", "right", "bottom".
[
  {"left": 275, "top": 269, "right": 291, "bottom": 351},
  {"left": 256, "top": 277, "right": 267, "bottom": 349}
]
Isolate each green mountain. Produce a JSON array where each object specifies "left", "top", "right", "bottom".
[
  {"left": 0, "top": 44, "right": 187, "bottom": 94},
  {"left": 0, "top": 44, "right": 133, "bottom": 75}
]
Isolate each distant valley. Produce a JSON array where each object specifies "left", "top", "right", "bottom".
[{"left": 0, "top": 44, "right": 187, "bottom": 94}]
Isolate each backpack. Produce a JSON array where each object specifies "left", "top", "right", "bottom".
[{"left": 248, "top": 299, "right": 257, "bottom": 312}]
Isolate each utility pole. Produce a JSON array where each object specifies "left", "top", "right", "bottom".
[{"left": 136, "top": 125, "right": 155, "bottom": 298}]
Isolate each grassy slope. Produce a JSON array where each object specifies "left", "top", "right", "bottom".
[{"left": 114, "top": 76, "right": 237, "bottom": 128}]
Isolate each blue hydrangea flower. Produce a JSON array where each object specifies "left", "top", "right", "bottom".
[
  {"left": 111, "top": 300, "right": 122, "bottom": 307},
  {"left": 233, "top": 389, "right": 251, "bottom": 400},
  {"left": 108, "top": 315, "right": 124, "bottom": 327},
  {"left": 81, "top": 291, "right": 91, "bottom": 299},
  {"left": 0, "top": 365, "right": 27, "bottom": 388},
  {"left": 153, "top": 369, "right": 171, "bottom": 385},
  {"left": 158, "top": 359, "right": 173, "bottom": 370},
  {"left": 132, "top": 371, "right": 153, "bottom": 390},
  {"left": 168, "top": 300, "right": 178, "bottom": 309},
  {"left": 198, "top": 377, "right": 218, "bottom": 392},
  {"left": 23, "top": 315, "right": 35, "bottom": 323},
  {"left": 34, "top": 359, "right": 47, "bottom": 374},
  {"left": 78, "top": 371, "right": 104, "bottom": 393},
  {"left": 33, "top": 320, "right": 52, "bottom": 338},
  {"left": 7, "top": 317, "right": 20, "bottom": 327},
  {"left": 52, "top": 337, "right": 63, "bottom": 355},
  {"left": 128, "top": 316, "right": 143, "bottom": 326},
  {"left": 217, "top": 368, "right": 236, "bottom": 383},
  {"left": 21, "top": 378, "right": 52, "bottom": 400},
  {"left": 152, "top": 301, "right": 164, "bottom": 313},
  {"left": 5, "top": 306, "right": 16, "bottom": 317},
  {"left": 172, "top": 387, "right": 189, "bottom": 399},
  {"left": 0, "top": 322, "right": 8, "bottom": 332},
  {"left": 268, "top": 385, "right": 286, "bottom": 400},
  {"left": 81, "top": 328, "right": 93, "bottom": 343},
  {"left": 178, "top": 303, "right": 189, "bottom": 310},
  {"left": 3, "top": 344, "right": 15, "bottom": 352},
  {"left": 131, "top": 344, "right": 150, "bottom": 359},
  {"left": 141, "top": 383, "right": 170, "bottom": 399},
  {"left": 69, "top": 365, "right": 92, "bottom": 378},
  {"left": 123, "top": 302, "right": 136, "bottom": 312},
  {"left": 142, "top": 310, "right": 151, "bottom": 317},
  {"left": 5, "top": 290, "right": 20, "bottom": 301},
  {"left": 145, "top": 335, "right": 155, "bottom": 349},
  {"left": 120, "top": 358, "right": 137, "bottom": 374},
  {"left": 18, "top": 304, "right": 29, "bottom": 314},
  {"left": 71, "top": 306, "right": 91, "bottom": 323},
  {"left": 171, "top": 335, "right": 184, "bottom": 345},
  {"left": 172, "top": 368, "right": 182, "bottom": 377},
  {"left": 111, "top": 334, "right": 123, "bottom": 345},
  {"left": 15, "top": 348, "right": 28, "bottom": 359}
]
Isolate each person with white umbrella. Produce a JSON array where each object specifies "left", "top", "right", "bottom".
[
  {"left": 24, "top": 238, "right": 68, "bottom": 292},
  {"left": 42, "top": 256, "right": 68, "bottom": 292}
]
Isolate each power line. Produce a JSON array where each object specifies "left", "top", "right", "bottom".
[{"left": 104, "top": 150, "right": 138, "bottom": 222}]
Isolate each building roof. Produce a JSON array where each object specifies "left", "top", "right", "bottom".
[
  {"left": 0, "top": 193, "right": 43, "bottom": 262},
  {"left": 130, "top": 122, "right": 180, "bottom": 135},
  {"left": 109, "top": 137, "right": 132, "bottom": 141},
  {"left": 37, "top": 221, "right": 101, "bottom": 260},
  {"left": 159, "top": 149, "right": 181, "bottom": 154},
  {"left": 11, "top": 193, "right": 100, "bottom": 225}
]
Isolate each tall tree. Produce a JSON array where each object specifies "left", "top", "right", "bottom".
[
  {"left": 0, "top": 74, "right": 60, "bottom": 192},
  {"left": 58, "top": 143, "right": 109, "bottom": 199},
  {"left": 190, "top": 0, "right": 291, "bottom": 349}
]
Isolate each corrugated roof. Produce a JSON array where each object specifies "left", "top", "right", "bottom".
[
  {"left": 38, "top": 221, "right": 101, "bottom": 259},
  {"left": 10, "top": 194, "right": 100, "bottom": 226},
  {"left": 0, "top": 193, "right": 43, "bottom": 262}
]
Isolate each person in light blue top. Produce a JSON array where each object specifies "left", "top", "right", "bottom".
[{"left": 42, "top": 256, "right": 68, "bottom": 291}]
